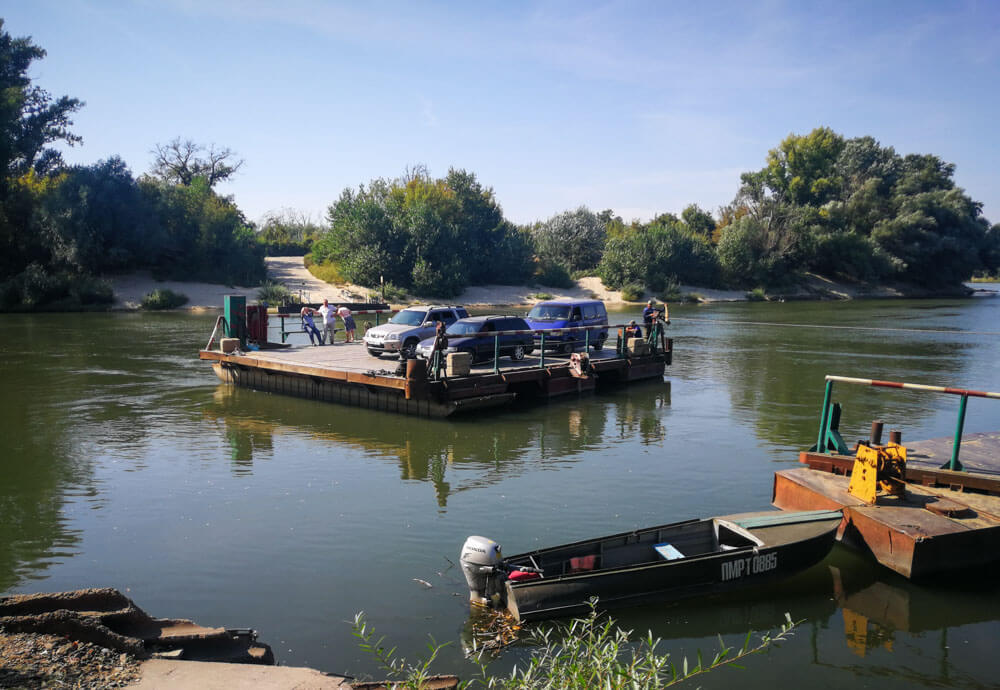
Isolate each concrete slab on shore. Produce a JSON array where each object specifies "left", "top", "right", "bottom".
[{"left": 129, "top": 659, "right": 352, "bottom": 689}]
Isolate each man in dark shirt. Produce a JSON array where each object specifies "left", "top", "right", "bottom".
[{"left": 642, "top": 301, "right": 656, "bottom": 331}]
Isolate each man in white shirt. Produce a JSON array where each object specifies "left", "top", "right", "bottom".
[{"left": 318, "top": 299, "right": 336, "bottom": 345}]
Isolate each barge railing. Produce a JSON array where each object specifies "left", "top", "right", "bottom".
[
  {"left": 276, "top": 308, "right": 398, "bottom": 342},
  {"left": 447, "top": 322, "right": 670, "bottom": 375},
  {"left": 205, "top": 315, "right": 229, "bottom": 352},
  {"left": 816, "top": 375, "right": 1000, "bottom": 472}
]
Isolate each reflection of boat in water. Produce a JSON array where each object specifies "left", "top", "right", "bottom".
[{"left": 461, "top": 510, "right": 842, "bottom": 621}]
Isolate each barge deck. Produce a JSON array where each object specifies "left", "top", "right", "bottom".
[
  {"left": 772, "top": 374, "right": 1000, "bottom": 579},
  {"left": 199, "top": 341, "right": 671, "bottom": 418}
]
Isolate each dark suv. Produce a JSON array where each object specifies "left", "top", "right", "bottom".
[{"left": 415, "top": 315, "right": 534, "bottom": 363}]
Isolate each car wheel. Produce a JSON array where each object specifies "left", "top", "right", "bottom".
[
  {"left": 510, "top": 344, "right": 526, "bottom": 361},
  {"left": 560, "top": 342, "right": 574, "bottom": 354},
  {"left": 402, "top": 339, "right": 418, "bottom": 359},
  {"left": 592, "top": 335, "right": 606, "bottom": 352},
  {"left": 367, "top": 348, "right": 382, "bottom": 358}
]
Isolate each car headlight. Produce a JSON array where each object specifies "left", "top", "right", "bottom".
[{"left": 386, "top": 333, "right": 399, "bottom": 341}]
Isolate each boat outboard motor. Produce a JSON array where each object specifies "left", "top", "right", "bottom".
[{"left": 460, "top": 536, "right": 504, "bottom": 606}]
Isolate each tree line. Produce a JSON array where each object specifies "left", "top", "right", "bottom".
[
  {"left": 312, "top": 133, "right": 999, "bottom": 300},
  {"left": 2, "top": 19, "right": 997, "bottom": 311},
  {"left": 0, "top": 20, "right": 265, "bottom": 311}
]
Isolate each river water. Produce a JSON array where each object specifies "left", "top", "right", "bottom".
[{"left": 2, "top": 290, "right": 999, "bottom": 688}]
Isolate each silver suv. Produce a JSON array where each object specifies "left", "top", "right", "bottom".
[{"left": 364, "top": 305, "right": 470, "bottom": 358}]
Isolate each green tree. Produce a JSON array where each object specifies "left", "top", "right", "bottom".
[
  {"left": 319, "top": 168, "right": 533, "bottom": 297},
  {"left": 0, "top": 19, "right": 83, "bottom": 280},
  {"left": 729, "top": 127, "right": 993, "bottom": 287},
  {"left": 533, "top": 206, "right": 607, "bottom": 273},
  {"left": 257, "top": 208, "right": 322, "bottom": 255},
  {"left": 38, "top": 157, "right": 153, "bottom": 274},
  {"left": 716, "top": 214, "right": 803, "bottom": 287},
  {"left": 681, "top": 204, "right": 716, "bottom": 238},
  {"left": 141, "top": 177, "right": 265, "bottom": 285},
  {"left": 446, "top": 168, "right": 533, "bottom": 285},
  {"left": 763, "top": 127, "right": 845, "bottom": 207},
  {"left": 599, "top": 217, "right": 718, "bottom": 292}
]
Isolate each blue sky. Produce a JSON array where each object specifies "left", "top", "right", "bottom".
[{"left": 6, "top": 1, "right": 999, "bottom": 226}]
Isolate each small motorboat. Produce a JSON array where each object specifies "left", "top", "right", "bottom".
[{"left": 460, "top": 509, "right": 842, "bottom": 621}]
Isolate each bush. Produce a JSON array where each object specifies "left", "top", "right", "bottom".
[
  {"left": 141, "top": 288, "right": 189, "bottom": 310},
  {"left": 599, "top": 222, "right": 720, "bottom": 292},
  {"left": 530, "top": 292, "right": 554, "bottom": 300},
  {"left": 381, "top": 281, "right": 408, "bottom": 302},
  {"left": 259, "top": 239, "right": 312, "bottom": 256},
  {"left": 256, "top": 281, "right": 296, "bottom": 306},
  {"left": 352, "top": 601, "right": 800, "bottom": 689},
  {"left": 717, "top": 216, "right": 800, "bottom": 288},
  {"left": 620, "top": 282, "right": 644, "bottom": 301},
  {"left": 19, "top": 263, "right": 69, "bottom": 307},
  {"left": 656, "top": 277, "right": 682, "bottom": 303},
  {"left": 535, "top": 262, "right": 574, "bottom": 289},
  {"left": 746, "top": 287, "right": 767, "bottom": 301}
]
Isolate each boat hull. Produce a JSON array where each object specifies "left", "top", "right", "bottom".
[{"left": 504, "top": 511, "right": 841, "bottom": 621}]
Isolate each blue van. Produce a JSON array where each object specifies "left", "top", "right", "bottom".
[{"left": 525, "top": 300, "right": 609, "bottom": 353}]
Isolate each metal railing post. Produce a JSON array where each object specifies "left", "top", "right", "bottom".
[
  {"left": 494, "top": 334, "right": 500, "bottom": 374},
  {"left": 539, "top": 333, "right": 546, "bottom": 368},
  {"left": 816, "top": 379, "right": 834, "bottom": 454},
  {"left": 585, "top": 329, "right": 590, "bottom": 351},
  {"left": 948, "top": 394, "right": 968, "bottom": 471}
]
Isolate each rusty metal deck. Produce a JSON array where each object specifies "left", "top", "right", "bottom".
[{"left": 773, "top": 432, "right": 1000, "bottom": 578}]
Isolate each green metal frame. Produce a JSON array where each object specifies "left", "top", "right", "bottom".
[{"left": 812, "top": 376, "right": 975, "bottom": 471}]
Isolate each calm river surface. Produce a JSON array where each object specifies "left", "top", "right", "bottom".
[{"left": 2, "top": 290, "right": 1000, "bottom": 687}]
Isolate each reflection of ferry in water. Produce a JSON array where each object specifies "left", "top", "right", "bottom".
[{"left": 202, "top": 381, "right": 670, "bottom": 505}]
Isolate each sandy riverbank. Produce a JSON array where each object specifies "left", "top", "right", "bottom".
[
  {"left": 107, "top": 257, "right": 987, "bottom": 311},
  {"left": 107, "top": 257, "right": 637, "bottom": 311}
]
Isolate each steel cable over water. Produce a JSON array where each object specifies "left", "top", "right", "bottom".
[{"left": 670, "top": 317, "right": 1000, "bottom": 337}]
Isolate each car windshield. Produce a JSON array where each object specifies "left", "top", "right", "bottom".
[
  {"left": 528, "top": 304, "right": 570, "bottom": 320},
  {"left": 389, "top": 310, "right": 426, "bottom": 326},
  {"left": 446, "top": 321, "right": 483, "bottom": 335}
]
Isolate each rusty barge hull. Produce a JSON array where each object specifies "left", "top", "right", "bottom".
[
  {"left": 772, "top": 432, "right": 1000, "bottom": 579},
  {"left": 200, "top": 342, "right": 670, "bottom": 418}
]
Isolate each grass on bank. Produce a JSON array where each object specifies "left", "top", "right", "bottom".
[{"left": 352, "top": 601, "right": 800, "bottom": 689}]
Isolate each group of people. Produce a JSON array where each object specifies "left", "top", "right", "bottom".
[{"left": 300, "top": 299, "right": 357, "bottom": 346}]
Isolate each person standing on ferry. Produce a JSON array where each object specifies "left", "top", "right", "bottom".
[
  {"left": 337, "top": 304, "right": 357, "bottom": 343},
  {"left": 318, "top": 299, "right": 336, "bottom": 344}
]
